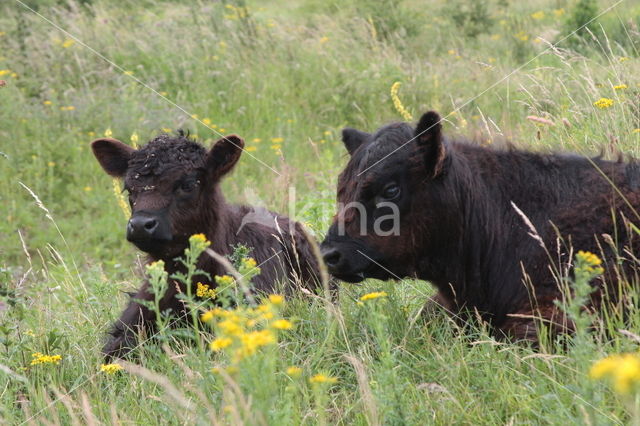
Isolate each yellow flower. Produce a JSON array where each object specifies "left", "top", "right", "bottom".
[
  {"left": 0, "top": 70, "right": 10, "bottom": 77},
  {"left": 619, "top": 56, "right": 630, "bottom": 62},
  {"left": 270, "top": 137, "right": 284, "bottom": 143},
  {"left": 130, "top": 132, "right": 139, "bottom": 147},
  {"left": 633, "top": 129, "right": 640, "bottom": 134},
  {"left": 245, "top": 146, "right": 257, "bottom": 152},
  {"left": 218, "top": 319, "right": 243, "bottom": 336},
  {"left": 83, "top": 186, "right": 92, "bottom": 192},
  {"left": 514, "top": 31, "right": 529, "bottom": 42},
  {"left": 590, "top": 353, "right": 640, "bottom": 394},
  {"left": 240, "top": 329, "right": 275, "bottom": 355},
  {"left": 104, "top": 128, "right": 113, "bottom": 138},
  {"left": 203, "top": 118, "right": 212, "bottom": 126},
  {"left": 242, "top": 257, "right": 257, "bottom": 269},
  {"left": 196, "top": 282, "right": 216, "bottom": 298},
  {"left": 319, "top": 36, "right": 329, "bottom": 44},
  {"left": 210, "top": 337, "right": 233, "bottom": 351},
  {"left": 48, "top": 161, "right": 56, "bottom": 167},
  {"left": 390, "top": 82, "right": 413, "bottom": 121},
  {"left": 216, "top": 275, "right": 236, "bottom": 287},
  {"left": 252, "top": 138, "right": 262, "bottom": 143},
  {"left": 576, "top": 251, "right": 602, "bottom": 266},
  {"left": 124, "top": 70, "right": 134, "bottom": 76},
  {"left": 62, "top": 39, "right": 75, "bottom": 48},
  {"left": 219, "top": 128, "right": 226, "bottom": 133},
  {"left": 100, "top": 363, "right": 123, "bottom": 374},
  {"left": 190, "top": 233, "right": 209, "bottom": 244},
  {"left": 553, "top": 8, "right": 565, "bottom": 17},
  {"left": 43, "top": 100, "right": 53, "bottom": 106},
  {"left": 112, "top": 179, "right": 131, "bottom": 219},
  {"left": 271, "top": 319, "right": 293, "bottom": 330},
  {"left": 270, "top": 144, "right": 282, "bottom": 151},
  {"left": 360, "top": 291, "right": 388, "bottom": 301},
  {"left": 286, "top": 366, "right": 302, "bottom": 377},
  {"left": 30, "top": 352, "right": 62, "bottom": 365},
  {"left": 531, "top": 11, "right": 544, "bottom": 20},
  {"left": 309, "top": 373, "right": 338, "bottom": 384},
  {"left": 201, "top": 310, "right": 215, "bottom": 322},
  {"left": 593, "top": 98, "right": 614, "bottom": 109},
  {"left": 268, "top": 294, "right": 284, "bottom": 305},
  {"left": 60, "top": 106, "right": 75, "bottom": 111},
  {"left": 161, "top": 127, "right": 172, "bottom": 133},
  {"left": 159, "top": 91, "right": 168, "bottom": 96},
  {"left": 613, "top": 84, "right": 628, "bottom": 90}
]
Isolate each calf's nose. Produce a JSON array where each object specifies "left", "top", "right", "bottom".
[
  {"left": 127, "top": 215, "right": 159, "bottom": 241},
  {"left": 322, "top": 248, "right": 342, "bottom": 269}
]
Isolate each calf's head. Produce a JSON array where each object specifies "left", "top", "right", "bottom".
[
  {"left": 321, "top": 111, "right": 451, "bottom": 282},
  {"left": 91, "top": 132, "right": 244, "bottom": 259}
]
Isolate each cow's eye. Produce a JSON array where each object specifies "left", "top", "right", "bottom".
[{"left": 381, "top": 184, "right": 400, "bottom": 200}]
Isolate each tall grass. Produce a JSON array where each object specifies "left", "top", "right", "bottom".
[{"left": 1, "top": 0, "right": 640, "bottom": 423}]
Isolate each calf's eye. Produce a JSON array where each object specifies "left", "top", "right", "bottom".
[
  {"left": 179, "top": 180, "right": 196, "bottom": 193},
  {"left": 381, "top": 184, "right": 400, "bottom": 200}
]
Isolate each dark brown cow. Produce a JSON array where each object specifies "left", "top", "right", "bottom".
[
  {"left": 321, "top": 111, "right": 640, "bottom": 342},
  {"left": 92, "top": 132, "right": 322, "bottom": 360}
]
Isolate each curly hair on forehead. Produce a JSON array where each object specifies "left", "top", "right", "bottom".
[{"left": 128, "top": 130, "right": 207, "bottom": 177}]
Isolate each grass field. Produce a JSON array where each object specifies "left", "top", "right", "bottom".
[{"left": 2, "top": 0, "right": 640, "bottom": 424}]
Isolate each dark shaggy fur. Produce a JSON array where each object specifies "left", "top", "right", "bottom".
[
  {"left": 92, "top": 132, "right": 322, "bottom": 360},
  {"left": 321, "top": 111, "right": 640, "bottom": 342}
]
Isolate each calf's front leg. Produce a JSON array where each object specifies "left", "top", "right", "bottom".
[{"left": 103, "top": 280, "right": 183, "bottom": 361}]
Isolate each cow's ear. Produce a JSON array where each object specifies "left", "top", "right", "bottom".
[
  {"left": 342, "top": 128, "right": 371, "bottom": 155},
  {"left": 206, "top": 135, "right": 244, "bottom": 180},
  {"left": 91, "top": 138, "right": 135, "bottom": 177},
  {"left": 415, "top": 111, "right": 446, "bottom": 177}
]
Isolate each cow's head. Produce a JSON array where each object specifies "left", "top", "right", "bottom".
[
  {"left": 320, "top": 111, "right": 452, "bottom": 282},
  {"left": 91, "top": 132, "right": 244, "bottom": 259}
]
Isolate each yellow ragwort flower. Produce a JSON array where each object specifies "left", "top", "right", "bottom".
[
  {"left": 268, "top": 294, "right": 284, "bottom": 305},
  {"left": 590, "top": 353, "right": 640, "bottom": 394},
  {"left": 112, "top": 179, "right": 131, "bottom": 220},
  {"left": 613, "top": 84, "right": 628, "bottom": 90},
  {"left": 216, "top": 275, "right": 235, "bottom": 287},
  {"left": 286, "top": 366, "right": 302, "bottom": 377},
  {"left": 104, "top": 128, "right": 113, "bottom": 138},
  {"left": 201, "top": 310, "right": 215, "bottom": 322},
  {"left": 360, "top": 291, "right": 388, "bottom": 302},
  {"left": 309, "top": 373, "right": 338, "bottom": 384},
  {"left": 390, "top": 82, "right": 413, "bottom": 121},
  {"left": 271, "top": 319, "right": 293, "bottom": 330},
  {"left": 196, "top": 282, "right": 216, "bottom": 298},
  {"left": 576, "top": 250, "right": 602, "bottom": 266},
  {"left": 210, "top": 337, "right": 233, "bottom": 351},
  {"left": 62, "top": 39, "right": 75, "bottom": 48},
  {"left": 100, "top": 363, "right": 123, "bottom": 374},
  {"left": 30, "top": 352, "right": 62, "bottom": 366},
  {"left": 531, "top": 11, "right": 545, "bottom": 20},
  {"left": 593, "top": 98, "right": 614, "bottom": 109}
]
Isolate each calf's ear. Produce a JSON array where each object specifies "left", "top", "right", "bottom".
[
  {"left": 415, "top": 111, "right": 446, "bottom": 177},
  {"left": 342, "top": 128, "right": 371, "bottom": 155},
  {"left": 206, "top": 135, "right": 244, "bottom": 180},
  {"left": 91, "top": 138, "right": 135, "bottom": 177}
]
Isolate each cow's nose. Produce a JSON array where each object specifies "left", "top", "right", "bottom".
[
  {"left": 127, "top": 215, "right": 159, "bottom": 241},
  {"left": 322, "top": 248, "right": 342, "bottom": 269}
]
